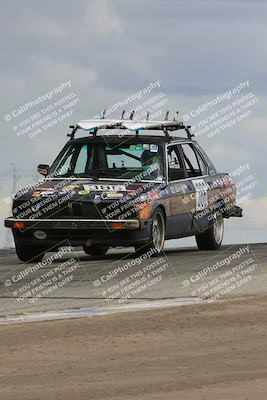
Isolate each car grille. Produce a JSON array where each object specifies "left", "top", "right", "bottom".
[{"left": 12, "top": 199, "right": 137, "bottom": 220}]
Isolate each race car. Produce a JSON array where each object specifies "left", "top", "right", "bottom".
[{"left": 4, "top": 116, "right": 243, "bottom": 262}]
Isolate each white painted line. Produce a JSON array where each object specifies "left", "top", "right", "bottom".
[{"left": 0, "top": 298, "right": 203, "bottom": 324}]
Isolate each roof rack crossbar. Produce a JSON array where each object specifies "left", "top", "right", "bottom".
[{"left": 68, "top": 119, "right": 195, "bottom": 141}]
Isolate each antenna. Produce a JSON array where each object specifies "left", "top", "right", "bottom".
[
  {"left": 146, "top": 111, "right": 150, "bottom": 120},
  {"left": 165, "top": 110, "right": 169, "bottom": 120},
  {"left": 129, "top": 110, "right": 135, "bottom": 120},
  {"left": 174, "top": 110, "right": 179, "bottom": 121},
  {"left": 121, "top": 109, "right": 126, "bottom": 119}
]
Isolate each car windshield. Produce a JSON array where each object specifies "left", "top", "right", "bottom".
[{"left": 49, "top": 142, "right": 165, "bottom": 181}]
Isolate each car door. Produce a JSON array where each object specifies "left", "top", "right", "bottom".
[
  {"left": 165, "top": 144, "right": 193, "bottom": 238},
  {"left": 178, "top": 142, "right": 210, "bottom": 233}
]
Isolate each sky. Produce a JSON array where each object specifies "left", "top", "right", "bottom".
[{"left": 0, "top": 0, "right": 266, "bottom": 248}]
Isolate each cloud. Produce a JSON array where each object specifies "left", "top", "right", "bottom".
[{"left": 81, "top": 0, "right": 123, "bottom": 36}]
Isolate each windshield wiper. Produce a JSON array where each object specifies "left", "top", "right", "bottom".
[
  {"left": 75, "top": 173, "right": 99, "bottom": 180},
  {"left": 53, "top": 173, "right": 99, "bottom": 180}
]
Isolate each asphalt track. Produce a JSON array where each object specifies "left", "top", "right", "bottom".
[{"left": 0, "top": 243, "right": 267, "bottom": 320}]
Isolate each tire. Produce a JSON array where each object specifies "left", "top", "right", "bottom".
[
  {"left": 15, "top": 243, "right": 45, "bottom": 263},
  {"left": 83, "top": 245, "right": 109, "bottom": 256},
  {"left": 135, "top": 208, "right": 165, "bottom": 256},
  {"left": 195, "top": 211, "right": 224, "bottom": 250}
]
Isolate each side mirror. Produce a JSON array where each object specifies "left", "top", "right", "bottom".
[{"left": 38, "top": 164, "right": 49, "bottom": 176}]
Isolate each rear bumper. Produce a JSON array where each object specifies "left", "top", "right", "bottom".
[
  {"left": 4, "top": 217, "right": 140, "bottom": 230},
  {"left": 224, "top": 205, "right": 243, "bottom": 218}
]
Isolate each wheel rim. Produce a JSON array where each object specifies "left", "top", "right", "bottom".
[
  {"left": 213, "top": 213, "right": 224, "bottom": 244},
  {"left": 152, "top": 213, "right": 165, "bottom": 252}
]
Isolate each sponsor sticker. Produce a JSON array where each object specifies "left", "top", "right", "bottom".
[
  {"left": 39, "top": 190, "right": 56, "bottom": 196},
  {"left": 78, "top": 190, "right": 91, "bottom": 195},
  {"left": 62, "top": 184, "right": 80, "bottom": 192},
  {"left": 150, "top": 144, "right": 158, "bottom": 152},
  {"left": 31, "top": 204, "right": 40, "bottom": 212},
  {"left": 32, "top": 191, "right": 42, "bottom": 197},
  {"left": 180, "top": 183, "right": 187, "bottom": 194},
  {"left": 106, "top": 192, "right": 124, "bottom": 199},
  {"left": 192, "top": 179, "right": 209, "bottom": 211},
  {"left": 88, "top": 184, "right": 126, "bottom": 192}
]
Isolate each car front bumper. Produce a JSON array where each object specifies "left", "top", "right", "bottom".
[
  {"left": 5, "top": 217, "right": 151, "bottom": 248},
  {"left": 4, "top": 217, "right": 140, "bottom": 230}
]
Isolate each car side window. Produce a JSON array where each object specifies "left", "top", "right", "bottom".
[
  {"left": 167, "top": 145, "right": 186, "bottom": 181},
  {"left": 180, "top": 143, "right": 207, "bottom": 177},
  {"left": 74, "top": 145, "right": 88, "bottom": 174},
  {"left": 194, "top": 148, "right": 208, "bottom": 176}
]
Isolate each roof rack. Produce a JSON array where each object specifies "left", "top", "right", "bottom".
[{"left": 68, "top": 111, "right": 194, "bottom": 141}]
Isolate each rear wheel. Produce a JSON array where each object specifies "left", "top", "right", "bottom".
[
  {"left": 195, "top": 211, "right": 224, "bottom": 250},
  {"left": 135, "top": 208, "right": 165, "bottom": 256},
  {"left": 15, "top": 243, "right": 45, "bottom": 263},
  {"left": 83, "top": 245, "right": 109, "bottom": 256}
]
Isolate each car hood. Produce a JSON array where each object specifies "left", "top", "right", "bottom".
[{"left": 14, "top": 178, "right": 163, "bottom": 202}]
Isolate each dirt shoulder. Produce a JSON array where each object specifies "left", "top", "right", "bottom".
[{"left": 1, "top": 294, "right": 267, "bottom": 400}]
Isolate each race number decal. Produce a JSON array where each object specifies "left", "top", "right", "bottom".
[{"left": 192, "top": 179, "right": 208, "bottom": 211}]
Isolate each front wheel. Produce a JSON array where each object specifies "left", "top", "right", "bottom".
[
  {"left": 15, "top": 243, "right": 45, "bottom": 263},
  {"left": 195, "top": 211, "right": 224, "bottom": 250},
  {"left": 83, "top": 245, "right": 109, "bottom": 256},
  {"left": 135, "top": 208, "right": 165, "bottom": 256}
]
